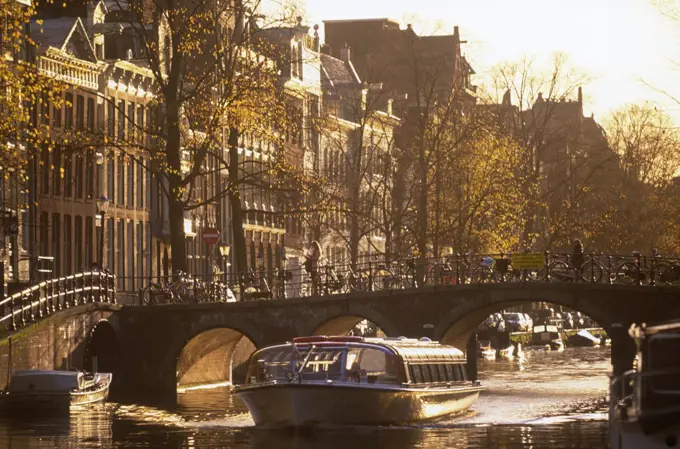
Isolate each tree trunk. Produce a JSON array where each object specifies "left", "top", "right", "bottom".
[
  {"left": 228, "top": 127, "right": 247, "bottom": 275},
  {"left": 166, "top": 103, "right": 186, "bottom": 274}
]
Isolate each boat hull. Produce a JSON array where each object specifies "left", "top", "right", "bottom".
[
  {"left": 235, "top": 382, "right": 484, "bottom": 426},
  {"left": 4, "top": 375, "right": 111, "bottom": 414}
]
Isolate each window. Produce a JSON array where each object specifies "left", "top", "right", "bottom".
[
  {"left": 410, "top": 365, "right": 423, "bottom": 384},
  {"left": 117, "top": 219, "right": 124, "bottom": 289},
  {"left": 53, "top": 98, "right": 62, "bottom": 128},
  {"left": 76, "top": 95, "right": 85, "bottom": 130},
  {"left": 65, "top": 93, "right": 73, "bottom": 128},
  {"left": 137, "top": 160, "right": 144, "bottom": 208},
  {"left": 85, "top": 152, "right": 94, "bottom": 198},
  {"left": 41, "top": 144, "right": 50, "bottom": 194},
  {"left": 146, "top": 222, "right": 152, "bottom": 279},
  {"left": 117, "top": 156, "right": 124, "bottom": 206},
  {"left": 127, "top": 102, "right": 135, "bottom": 142},
  {"left": 75, "top": 216, "right": 83, "bottom": 271},
  {"left": 127, "top": 221, "right": 135, "bottom": 291},
  {"left": 64, "top": 215, "right": 71, "bottom": 275},
  {"left": 127, "top": 161, "right": 134, "bottom": 206},
  {"left": 85, "top": 216, "right": 93, "bottom": 268},
  {"left": 64, "top": 154, "right": 73, "bottom": 197},
  {"left": 107, "top": 155, "right": 115, "bottom": 202},
  {"left": 52, "top": 146, "right": 61, "bottom": 196},
  {"left": 107, "top": 100, "right": 115, "bottom": 137},
  {"left": 75, "top": 154, "right": 84, "bottom": 198},
  {"left": 52, "top": 214, "right": 61, "bottom": 276},
  {"left": 40, "top": 212, "right": 49, "bottom": 258},
  {"left": 118, "top": 100, "right": 125, "bottom": 140},
  {"left": 136, "top": 222, "right": 143, "bottom": 282},
  {"left": 107, "top": 218, "right": 115, "bottom": 272},
  {"left": 444, "top": 364, "right": 455, "bottom": 382},
  {"left": 136, "top": 105, "right": 144, "bottom": 144},
  {"left": 146, "top": 168, "right": 151, "bottom": 209},
  {"left": 87, "top": 97, "right": 95, "bottom": 131}
]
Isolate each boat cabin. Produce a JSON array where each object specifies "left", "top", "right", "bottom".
[
  {"left": 9, "top": 370, "right": 92, "bottom": 393},
  {"left": 630, "top": 320, "right": 680, "bottom": 433},
  {"left": 245, "top": 336, "right": 469, "bottom": 387},
  {"left": 529, "top": 325, "right": 561, "bottom": 345}
]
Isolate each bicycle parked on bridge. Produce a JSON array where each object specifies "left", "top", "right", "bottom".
[
  {"left": 540, "top": 253, "right": 605, "bottom": 283},
  {"left": 613, "top": 251, "right": 680, "bottom": 286}
]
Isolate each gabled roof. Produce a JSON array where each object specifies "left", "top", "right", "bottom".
[
  {"left": 32, "top": 17, "right": 97, "bottom": 63},
  {"left": 320, "top": 53, "right": 360, "bottom": 88}
]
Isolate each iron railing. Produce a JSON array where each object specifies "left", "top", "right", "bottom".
[
  {"left": 132, "top": 252, "right": 680, "bottom": 305},
  {"left": 0, "top": 270, "right": 116, "bottom": 333}
]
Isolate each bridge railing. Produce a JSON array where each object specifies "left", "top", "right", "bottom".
[
  {"left": 131, "top": 252, "right": 680, "bottom": 305},
  {"left": 0, "top": 270, "right": 116, "bottom": 333},
  {"left": 223, "top": 252, "right": 680, "bottom": 301}
]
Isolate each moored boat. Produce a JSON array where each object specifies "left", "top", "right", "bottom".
[
  {"left": 610, "top": 321, "right": 680, "bottom": 449},
  {"left": 2, "top": 370, "right": 112, "bottom": 413},
  {"left": 567, "top": 329, "right": 601, "bottom": 347},
  {"left": 234, "top": 335, "right": 485, "bottom": 427},
  {"left": 524, "top": 325, "right": 565, "bottom": 352},
  {"left": 477, "top": 340, "right": 497, "bottom": 359}
]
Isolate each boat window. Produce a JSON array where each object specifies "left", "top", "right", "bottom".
[
  {"left": 444, "top": 363, "right": 455, "bottom": 381},
  {"left": 426, "top": 364, "right": 438, "bottom": 382},
  {"left": 421, "top": 364, "right": 432, "bottom": 383},
  {"left": 437, "top": 364, "right": 447, "bottom": 382},
  {"left": 410, "top": 365, "right": 423, "bottom": 384},
  {"left": 456, "top": 364, "right": 467, "bottom": 381},
  {"left": 246, "top": 346, "right": 294, "bottom": 384},
  {"left": 300, "top": 348, "right": 344, "bottom": 381}
]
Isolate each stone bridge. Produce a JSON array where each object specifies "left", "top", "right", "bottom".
[{"left": 3, "top": 282, "right": 680, "bottom": 401}]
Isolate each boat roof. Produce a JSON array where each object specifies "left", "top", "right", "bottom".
[
  {"left": 288, "top": 336, "right": 466, "bottom": 361},
  {"left": 631, "top": 320, "right": 680, "bottom": 339},
  {"left": 9, "top": 370, "right": 84, "bottom": 393}
]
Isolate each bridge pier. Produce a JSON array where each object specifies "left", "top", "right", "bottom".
[
  {"left": 610, "top": 323, "right": 637, "bottom": 376},
  {"left": 466, "top": 331, "right": 478, "bottom": 381}
]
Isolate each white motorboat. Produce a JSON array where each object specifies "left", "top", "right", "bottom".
[
  {"left": 524, "top": 324, "right": 565, "bottom": 352},
  {"left": 2, "top": 370, "right": 112, "bottom": 413},
  {"left": 234, "top": 335, "right": 485, "bottom": 426},
  {"left": 610, "top": 321, "right": 680, "bottom": 449}
]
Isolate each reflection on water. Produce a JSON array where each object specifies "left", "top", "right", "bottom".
[{"left": 0, "top": 347, "right": 611, "bottom": 449}]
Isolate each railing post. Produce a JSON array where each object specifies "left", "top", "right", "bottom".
[
  {"left": 112, "top": 273, "right": 117, "bottom": 304},
  {"left": 368, "top": 261, "right": 374, "bottom": 292},
  {"left": 590, "top": 253, "right": 595, "bottom": 283},
  {"left": 47, "top": 280, "right": 54, "bottom": 313},
  {"left": 19, "top": 293, "right": 26, "bottom": 327},
  {"left": 9, "top": 296, "right": 16, "bottom": 332},
  {"left": 636, "top": 257, "right": 642, "bottom": 286},
  {"left": 455, "top": 254, "right": 461, "bottom": 285},
  {"left": 26, "top": 292, "right": 34, "bottom": 323},
  {"left": 606, "top": 256, "right": 612, "bottom": 284},
  {"left": 544, "top": 251, "right": 550, "bottom": 282},
  {"left": 99, "top": 272, "right": 105, "bottom": 303},
  {"left": 36, "top": 286, "right": 44, "bottom": 319}
]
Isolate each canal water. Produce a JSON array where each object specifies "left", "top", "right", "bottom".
[{"left": 0, "top": 347, "right": 611, "bottom": 448}]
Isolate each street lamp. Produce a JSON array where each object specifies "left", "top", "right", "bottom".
[
  {"left": 96, "top": 196, "right": 109, "bottom": 268},
  {"left": 218, "top": 243, "right": 231, "bottom": 258}
]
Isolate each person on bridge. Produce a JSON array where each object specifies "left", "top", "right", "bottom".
[
  {"left": 304, "top": 241, "right": 322, "bottom": 296},
  {"left": 571, "top": 239, "right": 584, "bottom": 269}
]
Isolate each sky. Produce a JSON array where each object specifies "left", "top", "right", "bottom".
[{"left": 266, "top": 0, "right": 680, "bottom": 122}]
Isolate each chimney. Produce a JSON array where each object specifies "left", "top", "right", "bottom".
[
  {"left": 312, "top": 24, "right": 320, "bottom": 52},
  {"left": 340, "top": 42, "right": 351, "bottom": 63},
  {"left": 577, "top": 86, "right": 583, "bottom": 105}
]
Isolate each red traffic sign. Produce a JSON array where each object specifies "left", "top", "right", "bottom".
[{"left": 202, "top": 227, "right": 221, "bottom": 245}]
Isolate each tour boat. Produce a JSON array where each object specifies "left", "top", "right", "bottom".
[
  {"left": 610, "top": 321, "right": 680, "bottom": 449},
  {"left": 524, "top": 324, "right": 565, "bottom": 352},
  {"left": 3, "top": 370, "right": 112, "bottom": 413},
  {"left": 233, "top": 335, "right": 485, "bottom": 426}
]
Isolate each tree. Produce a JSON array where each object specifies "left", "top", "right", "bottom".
[
  {"left": 98, "top": 0, "right": 304, "bottom": 274},
  {"left": 0, "top": 0, "right": 66, "bottom": 177},
  {"left": 483, "top": 54, "right": 622, "bottom": 250}
]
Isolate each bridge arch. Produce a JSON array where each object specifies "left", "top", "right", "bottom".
[
  {"left": 83, "top": 319, "right": 120, "bottom": 375},
  {"left": 307, "top": 305, "right": 399, "bottom": 337},
  {"left": 176, "top": 326, "right": 258, "bottom": 390},
  {"left": 434, "top": 289, "right": 616, "bottom": 350}
]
